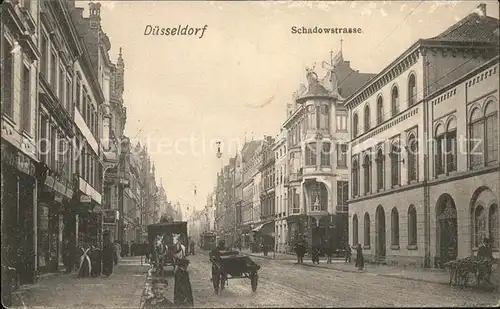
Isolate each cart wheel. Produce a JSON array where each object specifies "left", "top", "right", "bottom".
[{"left": 250, "top": 272, "right": 258, "bottom": 292}]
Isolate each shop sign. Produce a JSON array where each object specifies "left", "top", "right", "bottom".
[
  {"left": 103, "top": 210, "right": 117, "bottom": 225},
  {"left": 17, "top": 152, "right": 35, "bottom": 176},
  {"left": 44, "top": 175, "right": 56, "bottom": 190},
  {"left": 80, "top": 195, "right": 91, "bottom": 203}
]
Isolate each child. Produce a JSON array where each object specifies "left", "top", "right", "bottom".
[{"left": 143, "top": 277, "right": 175, "bottom": 308}]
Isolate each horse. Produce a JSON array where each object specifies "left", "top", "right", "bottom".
[{"left": 151, "top": 235, "right": 168, "bottom": 276}]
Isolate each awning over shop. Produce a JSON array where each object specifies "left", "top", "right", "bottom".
[{"left": 252, "top": 220, "right": 274, "bottom": 234}]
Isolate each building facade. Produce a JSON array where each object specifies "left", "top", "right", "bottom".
[
  {"left": 257, "top": 136, "right": 276, "bottom": 248},
  {"left": 2, "top": 0, "right": 41, "bottom": 284},
  {"left": 346, "top": 5, "right": 499, "bottom": 267},
  {"left": 273, "top": 129, "right": 288, "bottom": 253},
  {"left": 283, "top": 52, "right": 374, "bottom": 252}
]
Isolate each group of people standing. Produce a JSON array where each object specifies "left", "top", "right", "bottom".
[
  {"left": 292, "top": 235, "right": 365, "bottom": 270},
  {"left": 66, "top": 232, "right": 116, "bottom": 279}
]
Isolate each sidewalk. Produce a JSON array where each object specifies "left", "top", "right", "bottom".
[{"left": 243, "top": 251, "right": 499, "bottom": 290}]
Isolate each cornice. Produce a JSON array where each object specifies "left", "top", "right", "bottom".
[
  {"left": 283, "top": 105, "right": 304, "bottom": 128},
  {"left": 346, "top": 39, "right": 499, "bottom": 111}
]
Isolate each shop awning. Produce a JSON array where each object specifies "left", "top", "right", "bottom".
[{"left": 252, "top": 220, "right": 274, "bottom": 234}]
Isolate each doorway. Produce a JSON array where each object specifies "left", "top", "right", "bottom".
[
  {"left": 436, "top": 194, "right": 458, "bottom": 269},
  {"left": 375, "top": 205, "right": 386, "bottom": 259}
]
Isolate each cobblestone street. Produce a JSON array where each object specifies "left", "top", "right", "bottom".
[{"left": 10, "top": 254, "right": 500, "bottom": 308}]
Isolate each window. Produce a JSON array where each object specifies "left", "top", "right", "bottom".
[
  {"left": 352, "top": 158, "right": 359, "bottom": 197},
  {"left": 40, "top": 35, "right": 48, "bottom": 77},
  {"left": 364, "top": 105, "right": 371, "bottom": 132},
  {"left": 376, "top": 149, "right": 384, "bottom": 190},
  {"left": 408, "top": 74, "right": 417, "bottom": 106},
  {"left": 50, "top": 50, "right": 57, "bottom": 88},
  {"left": 320, "top": 143, "right": 331, "bottom": 166},
  {"left": 306, "top": 143, "right": 317, "bottom": 166},
  {"left": 363, "top": 154, "right": 371, "bottom": 194},
  {"left": 353, "top": 113, "right": 359, "bottom": 137},
  {"left": 407, "top": 134, "right": 418, "bottom": 182},
  {"left": 390, "top": 142, "right": 400, "bottom": 186},
  {"left": 59, "top": 66, "right": 65, "bottom": 103},
  {"left": 336, "top": 143, "right": 347, "bottom": 167},
  {"left": 336, "top": 113, "right": 347, "bottom": 131},
  {"left": 408, "top": 205, "right": 417, "bottom": 246},
  {"left": 318, "top": 105, "right": 329, "bottom": 130},
  {"left": 58, "top": 134, "right": 65, "bottom": 175},
  {"left": 474, "top": 205, "right": 487, "bottom": 248},
  {"left": 307, "top": 105, "right": 317, "bottom": 130},
  {"left": 364, "top": 213, "right": 371, "bottom": 247},
  {"left": 82, "top": 92, "right": 88, "bottom": 121},
  {"left": 469, "top": 108, "right": 483, "bottom": 168},
  {"left": 446, "top": 122, "right": 457, "bottom": 173},
  {"left": 352, "top": 214, "right": 359, "bottom": 245},
  {"left": 66, "top": 78, "right": 72, "bottom": 111},
  {"left": 76, "top": 79, "right": 81, "bottom": 111},
  {"left": 50, "top": 126, "right": 57, "bottom": 170},
  {"left": 391, "top": 86, "right": 399, "bottom": 117},
  {"left": 337, "top": 181, "right": 348, "bottom": 213},
  {"left": 40, "top": 116, "right": 49, "bottom": 164},
  {"left": 2, "top": 39, "right": 13, "bottom": 116},
  {"left": 391, "top": 208, "right": 399, "bottom": 247},
  {"left": 21, "top": 64, "right": 31, "bottom": 133},
  {"left": 485, "top": 101, "right": 498, "bottom": 165},
  {"left": 377, "top": 96, "right": 383, "bottom": 125},
  {"left": 489, "top": 204, "right": 499, "bottom": 251}
]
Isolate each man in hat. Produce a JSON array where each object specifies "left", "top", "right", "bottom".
[
  {"left": 209, "top": 240, "right": 227, "bottom": 293},
  {"left": 142, "top": 277, "right": 175, "bottom": 308}
]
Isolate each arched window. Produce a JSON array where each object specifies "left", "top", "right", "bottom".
[
  {"left": 319, "top": 105, "right": 330, "bottom": 130},
  {"left": 391, "top": 86, "right": 399, "bottom": 117},
  {"left": 364, "top": 105, "right": 371, "bottom": 132},
  {"left": 307, "top": 105, "right": 317, "bottom": 130},
  {"left": 353, "top": 113, "right": 359, "bottom": 137},
  {"left": 407, "top": 134, "right": 418, "bottom": 182},
  {"left": 377, "top": 96, "right": 384, "bottom": 125},
  {"left": 363, "top": 154, "right": 371, "bottom": 194},
  {"left": 474, "top": 205, "right": 487, "bottom": 248},
  {"left": 391, "top": 208, "right": 399, "bottom": 247},
  {"left": 375, "top": 148, "right": 384, "bottom": 190},
  {"left": 446, "top": 118, "right": 457, "bottom": 173},
  {"left": 352, "top": 158, "right": 359, "bottom": 197},
  {"left": 489, "top": 204, "right": 499, "bottom": 250},
  {"left": 470, "top": 108, "right": 484, "bottom": 168},
  {"left": 353, "top": 214, "right": 359, "bottom": 245},
  {"left": 390, "top": 141, "right": 400, "bottom": 187},
  {"left": 408, "top": 74, "right": 417, "bottom": 106},
  {"left": 364, "top": 213, "right": 371, "bottom": 247},
  {"left": 484, "top": 100, "right": 498, "bottom": 165},
  {"left": 408, "top": 205, "right": 417, "bottom": 246}
]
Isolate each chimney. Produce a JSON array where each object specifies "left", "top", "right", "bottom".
[{"left": 477, "top": 3, "right": 486, "bottom": 17}]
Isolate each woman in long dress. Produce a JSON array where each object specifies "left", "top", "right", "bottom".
[
  {"left": 355, "top": 244, "right": 364, "bottom": 270},
  {"left": 171, "top": 234, "right": 193, "bottom": 307}
]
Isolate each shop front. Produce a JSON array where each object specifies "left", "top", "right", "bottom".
[
  {"left": 0, "top": 142, "right": 38, "bottom": 284},
  {"left": 37, "top": 168, "right": 74, "bottom": 274},
  {"left": 252, "top": 220, "right": 275, "bottom": 252},
  {"left": 73, "top": 176, "right": 103, "bottom": 247}
]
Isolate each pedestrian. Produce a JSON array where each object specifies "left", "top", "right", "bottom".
[
  {"left": 355, "top": 243, "right": 364, "bottom": 270},
  {"left": 190, "top": 241, "right": 195, "bottom": 256},
  {"left": 311, "top": 243, "right": 320, "bottom": 264},
  {"left": 294, "top": 236, "right": 305, "bottom": 265},
  {"left": 114, "top": 241, "right": 121, "bottom": 265},
  {"left": 344, "top": 243, "right": 352, "bottom": 264},
  {"left": 144, "top": 241, "right": 150, "bottom": 263},
  {"left": 62, "top": 240, "right": 72, "bottom": 273},
  {"left": 78, "top": 243, "right": 92, "bottom": 278},
  {"left": 326, "top": 237, "right": 334, "bottom": 264},
  {"left": 90, "top": 244, "right": 102, "bottom": 277},
  {"left": 142, "top": 277, "right": 175, "bottom": 308},
  {"left": 102, "top": 233, "right": 115, "bottom": 277},
  {"left": 262, "top": 241, "right": 268, "bottom": 257}
]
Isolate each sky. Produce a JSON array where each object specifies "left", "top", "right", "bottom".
[{"left": 75, "top": 0, "right": 499, "bottom": 214}]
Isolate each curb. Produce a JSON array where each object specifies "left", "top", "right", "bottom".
[{"left": 244, "top": 253, "right": 452, "bottom": 287}]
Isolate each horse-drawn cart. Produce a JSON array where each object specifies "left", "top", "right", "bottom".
[
  {"left": 210, "top": 251, "right": 260, "bottom": 294},
  {"left": 147, "top": 221, "right": 188, "bottom": 275}
]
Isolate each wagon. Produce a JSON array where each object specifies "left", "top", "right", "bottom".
[{"left": 210, "top": 251, "right": 260, "bottom": 294}]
